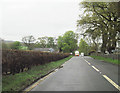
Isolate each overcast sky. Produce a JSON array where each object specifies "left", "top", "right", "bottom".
[{"left": 0, "top": 0, "right": 83, "bottom": 41}]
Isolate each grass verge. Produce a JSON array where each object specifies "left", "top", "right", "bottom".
[
  {"left": 90, "top": 55, "right": 120, "bottom": 65},
  {"left": 2, "top": 55, "right": 73, "bottom": 92}
]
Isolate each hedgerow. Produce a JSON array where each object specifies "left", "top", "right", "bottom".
[{"left": 2, "top": 50, "right": 70, "bottom": 75}]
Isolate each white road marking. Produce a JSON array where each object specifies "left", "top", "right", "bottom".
[
  {"left": 91, "top": 66, "right": 100, "bottom": 72},
  {"left": 84, "top": 59, "right": 91, "bottom": 65},
  {"left": 103, "top": 75, "right": 120, "bottom": 91},
  {"left": 83, "top": 57, "right": 120, "bottom": 91},
  {"left": 87, "top": 62, "right": 91, "bottom": 65}
]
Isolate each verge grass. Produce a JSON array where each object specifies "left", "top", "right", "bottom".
[
  {"left": 90, "top": 55, "right": 120, "bottom": 65},
  {"left": 2, "top": 55, "right": 73, "bottom": 91}
]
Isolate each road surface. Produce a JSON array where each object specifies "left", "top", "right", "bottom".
[{"left": 29, "top": 56, "right": 119, "bottom": 91}]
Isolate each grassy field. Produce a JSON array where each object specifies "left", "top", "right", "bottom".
[
  {"left": 2, "top": 55, "right": 73, "bottom": 92},
  {"left": 90, "top": 55, "right": 120, "bottom": 65}
]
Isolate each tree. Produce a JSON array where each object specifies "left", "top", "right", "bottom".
[
  {"left": 35, "top": 36, "right": 57, "bottom": 49},
  {"left": 57, "top": 31, "right": 78, "bottom": 53},
  {"left": 79, "top": 39, "right": 90, "bottom": 55},
  {"left": 77, "top": 2, "right": 120, "bottom": 53},
  {"left": 37, "top": 36, "right": 47, "bottom": 48},
  {"left": 62, "top": 43, "right": 71, "bottom": 53},
  {"left": 57, "top": 36, "right": 63, "bottom": 52},
  {"left": 22, "top": 35, "right": 35, "bottom": 50},
  {"left": 47, "top": 37, "right": 55, "bottom": 48},
  {"left": 10, "top": 41, "right": 21, "bottom": 50}
]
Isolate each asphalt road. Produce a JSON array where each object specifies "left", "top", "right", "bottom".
[{"left": 30, "top": 56, "right": 119, "bottom": 91}]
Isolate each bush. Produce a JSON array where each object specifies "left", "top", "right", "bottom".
[{"left": 2, "top": 50, "right": 70, "bottom": 75}]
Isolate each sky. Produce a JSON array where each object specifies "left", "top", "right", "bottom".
[{"left": 0, "top": 0, "right": 84, "bottom": 41}]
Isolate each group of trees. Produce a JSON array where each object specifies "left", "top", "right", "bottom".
[
  {"left": 22, "top": 36, "right": 57, "bottom": 50},
  {"left": 77, "top": 2, "right": 120, "bottom": 53},
  {"left": 21, "top": 31, "right": 79, "bottom": 53},
  {"left": 1, "top": 36, "right": 57, "bottom": 50},
  {"left": 1, "top": 31, "right": 92, "bottom": 55},
  {"left": 35, "top": 37, "right": 56, "bottom": 49}
]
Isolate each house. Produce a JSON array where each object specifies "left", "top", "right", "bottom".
[{"left": 33, "top": 48, "right": 55, "bottom": 52}]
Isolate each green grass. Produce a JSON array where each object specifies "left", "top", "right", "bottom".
[
  {"left": 90, "top": 55, "right": 120, "bottom": 65},
  {"left": 2, "top": 55, "right": 73, "bottom": 92}
]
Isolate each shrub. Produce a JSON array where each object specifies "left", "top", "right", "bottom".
[{"left": 2, "top": 50, "right": 70, "bottom": 75}]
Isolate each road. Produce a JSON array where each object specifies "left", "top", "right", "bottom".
[{"left": 29, "top": 56, "right": 119, "bottom": 91}]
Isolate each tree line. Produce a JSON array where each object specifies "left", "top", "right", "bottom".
[
  {"left": 1, "top": 36, "right": 57, "bottom": 50},
  {"left": 1, "top": 31, "right": 78, "bottom": 53},
  {"left": 1, "top": 30, "right": 98, "bottom": 55},
  {"left": 22, "top": 36, "right": 57, "bottom": 50}
]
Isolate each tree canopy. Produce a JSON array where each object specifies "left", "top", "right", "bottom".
[
  {"left": 77, "top": 2, "right": 120, "bottom": 53},
  {"left": 22, "top": 35, "right": 35, "bottom": 50},
  {"left": 10, "top": 41, "right": 21, "bottom": 50},
  {"left": 57, "top": 31, "right": 78, "bottom": 53},
  {"left": 35, "top": 36, "right": 56, "bottom": 49},
  {"left": 79, "top": 39, "right": 90, "bottom": 55}
]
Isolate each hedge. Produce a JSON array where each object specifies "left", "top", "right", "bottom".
[{"left": 2, "top": 50, "right": 70, "bottom": 75}]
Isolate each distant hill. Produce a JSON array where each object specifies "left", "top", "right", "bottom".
[
  {"left": 4, "top": 40, "right": 15, "bottom": 44},
  {"left": 0, "top": 38, "right": 23, "bottom": 44}
]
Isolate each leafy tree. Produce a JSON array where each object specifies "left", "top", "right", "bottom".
[
  {"left": 10, "top": 41, "right": 21, "bottom": 50},
  {"left": 57, "top": 36, "right": 63, "bottom": 52},
  {"left": 79, "top": 39, "right": 90, "bottom": 55},
  {"left": 37, "top": 36, "right": 47, "bottom": 48},
  {"left": 77, "top": 2, "right": 120, "bottom": 53},
  {"left": 61, "top": 43, "right": 71, "bottom": 53},
  {"left": 57, "top": 31, "right": 78, "bottom": 53},
  {"left": 35, "top": 36, "right": 57, "bottom": 49},
  {"left": 22, "top": 35, "right": 35, "bottom": 50},
  {"left": 47, "top": 37, "right": 55, "bottom": 48}
]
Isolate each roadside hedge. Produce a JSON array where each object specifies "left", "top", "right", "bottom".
[{"left": 2, "top": 50, "right": 70, "bottom": 75}]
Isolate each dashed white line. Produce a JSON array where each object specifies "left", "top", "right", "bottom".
[
  {"left": 103, "top": 75, "right": 120, "bottom": 91},
  {"left": 83, "top": 58, "right": 120, "bottom": 91},
  {"left": 91, "top": 66, "right": 100, "bottom": 72},
  {"left": 84, "top": 59, "right": 91, "bottom": 65},
  {"left": 86, "top": 62, "right": 91, "bottom": 65}
]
